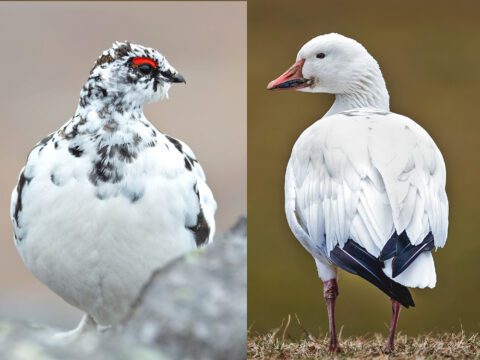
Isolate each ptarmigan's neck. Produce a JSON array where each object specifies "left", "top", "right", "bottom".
[
  {"left": 74, "top": 76, "right": 145, "bottom": 124},
  {"left": 325, "top": 67, "right": 390, "bottom": 117},
  {"left": 75, "top": 98, "right": 145, "bottom": 126}
]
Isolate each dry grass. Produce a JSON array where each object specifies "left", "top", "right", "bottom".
[{"left": 248, "top": 316, "right": 480, "bottom": 359}]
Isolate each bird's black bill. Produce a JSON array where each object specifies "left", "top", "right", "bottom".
[
  {"left": 171, "top": 73, "right": 186, "bottom": 84},
  {"left": 160, "top": 70, "right": 186, "bottom": 84}
]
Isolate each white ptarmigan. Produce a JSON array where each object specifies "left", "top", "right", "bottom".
[
  {"left": 267, "top": 33, "right": 448, "bottom": 353},
  {"left": 10, "top": 42, "right": 216, "bottom": 340}
]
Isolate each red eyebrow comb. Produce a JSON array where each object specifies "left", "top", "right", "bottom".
[{"left": 132, "top": 57, "right": 157, "bottom": 68}]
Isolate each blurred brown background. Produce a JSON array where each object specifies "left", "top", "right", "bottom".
[
  {"left": 248, "top": 0, "right": 480, "bottom": 337},
  {"left": 0, "top": 1, "right": 245, "bottom": 328}
]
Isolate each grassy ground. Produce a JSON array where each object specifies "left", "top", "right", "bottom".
[{"left": 248, "top": 317, "right": 480, "bottom": 359}]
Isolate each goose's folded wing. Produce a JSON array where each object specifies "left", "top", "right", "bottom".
[{"left": 286, "top": 111, "right": 448, "bottom": 289}]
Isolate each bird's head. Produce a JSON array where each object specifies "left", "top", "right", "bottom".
[
  {"left": 81, "top": 41, "right": 185, "bottom": 110},
  {"left": 267, "top": 33, "right": 383, "bottom": 95}
]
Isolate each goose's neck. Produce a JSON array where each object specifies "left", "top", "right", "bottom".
[{"left": 325, "top": 69, "right": 390, "bottom": 117}]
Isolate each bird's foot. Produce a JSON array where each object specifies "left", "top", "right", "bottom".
[
  {"left": 328, "top": 339, "right": 341, "bottom": 353},
  {"left": 52, "top": 329, "right": 83, "bottom": 345},
  {"left": 383, "top": 342, "right": 394, "bottom": 354},
  {"left": 51, "top": 313, "right": 96, "bottom": 345}
]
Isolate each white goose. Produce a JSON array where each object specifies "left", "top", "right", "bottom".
[{"left": 267, "top": 33, "right": 448, "bottom": 353}]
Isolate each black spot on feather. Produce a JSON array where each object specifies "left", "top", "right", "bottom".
[
  {"left": 187, "top": 209, "right": 210, "bottom": 247},
  {"left": 68, "top": 145, "right": 83, "bottom": 157},
  {"left": 94, "top": 54, "right": 114, "bottom": 68},
  {"left": 115, "top": 104, "right": 124, "bottom": 114},
  {"left": 108, "top": 144, "right": 137, "bottom": 163},
  {"left": 114, "top": 42, "right": 132, "bottom": 58},
  {"left": 36, "top": 133, "right": 54, "bottom": 153},
  {"left": 165, "top": 135, "right": 183, "bottom": 153},
  {"left": 50, "top": 173, "right": 61, "bottom": 186},
  {"left": 130, "top": 192, "right": 141, "bottom": 203},
  {"left": 184, "top": 154, "right": 197, "bottom": 171},
  {"left": 97, "top": 86, "right": 108, "bottom": 97},
  {"left": 186, "top": 184, "right": 210, "bottom": 247},
  {"left": 13, "top": 171, "right": 32, "bottom": 229},
  {"left": 184, "top": 157, "right": 192, "bottom": 171},
  {"left": 61, "top": 121, "right": 81, "bottom": 140},
  {"left": 38, "top": 133, "right": 54, "bottom": 146},
  {"left": 133, "top": 133, "right": 142, "bottom": 145},
  {"left": 89, "top": 159, "right": 122, "bottom": 185}
]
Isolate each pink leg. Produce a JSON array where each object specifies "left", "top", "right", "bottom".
[
  {"left": 323, "top": 279, "right": 340, "bottom": 352},
  {"left": 384, "top": 298, "right": 401, "bottom": 353}
]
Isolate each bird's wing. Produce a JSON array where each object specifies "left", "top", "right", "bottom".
[
  {"left": 10, "top": 132, "right": 56, "bottom": 243},
  {"left": 287, "top": 109, "right": 448, "bottom": 295},
  {"left": 164, "top": 134, "right": 217, "bottom": 246},
  {"left": 366, "top": 112, "right": 448, "bottom": 249}
]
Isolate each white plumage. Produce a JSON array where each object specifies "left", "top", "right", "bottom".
[
  {"left": 268, "top": 33, "right": 448, "bottom": 352},
  {"left": 286, "top": 108, "right": 447, "bottom": 288},
  {"left": 10, "top": 42, "right": 216, "bottom": 339}
]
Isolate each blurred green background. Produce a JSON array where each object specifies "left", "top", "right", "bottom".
[{"left": 248, "top": 0, "right": 480, "bottom": 338}]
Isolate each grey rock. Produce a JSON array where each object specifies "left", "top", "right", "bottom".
[
  {"left": 0, "top": 217, "right": 247, "bottom": 360},
  {"left": 120, "top": 216, "right": 247, "bottom": 360},
  {"left": 0, "top": 320, "right": 167, "bottom": 360}
]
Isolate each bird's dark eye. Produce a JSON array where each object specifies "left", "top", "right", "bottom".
[
  {"left": 138, "top": 63, "right": 154, "bottom": 75},
  {"left": 316, "top": 53, "right": 326, "bottom": 59},
  {"left": 131, "top": 57, "right": 158, "bottom": 76}
]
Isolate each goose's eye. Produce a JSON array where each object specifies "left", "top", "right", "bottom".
[{"left": 316, "top": 53, "right": 326, "bottom": 59}]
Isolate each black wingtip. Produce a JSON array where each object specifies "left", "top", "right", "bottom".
[
  {"left": 392, "top": 260, "right": 403, "bottom": 278},
  {"left": 330, "top": 240, "right": 415, "bottom": 308},
  {"left": 391, "top": 232, "right": 435, "bottom": 278},
  {"left": 379, "top": 232, "right": 398, "bottom": 262},
  {"left": 391, "top": 280, "right": 415, "bottom": 308}
]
